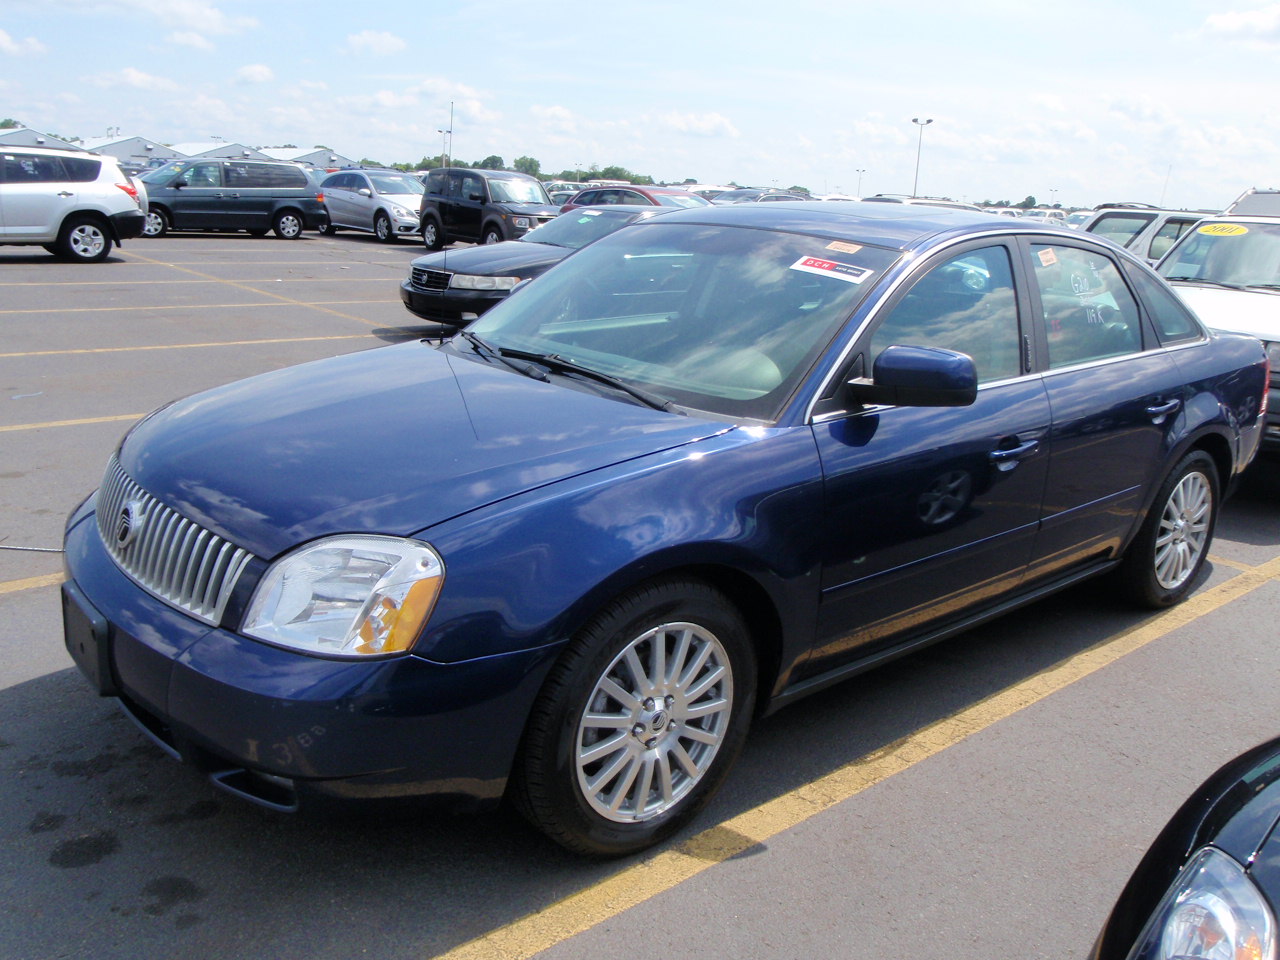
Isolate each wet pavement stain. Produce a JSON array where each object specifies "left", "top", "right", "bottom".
[
  {"left": 150, "top": 799, "right": 221, "bottom": 826},
  {"left": 141, "top": 876, "right": 206, "bottom": 917},
  {"left": 28, "top": 811, "right": 67, "bottom": 833},
  {"left": 49, "top": 831, "right": 120, "bottom": 868}
]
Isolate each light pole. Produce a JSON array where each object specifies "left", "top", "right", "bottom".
[
  {"left": 855, "top": 168, "right": 866, "bottom": 196},
  {"left": 437, "top": 100, "right": 454, "bottom": 167},
  {"left": 1050, "top": 187, "right": 1058, "bottom": 208},
  {"left": 911, "top": 118, "right": 932, "bottom": 197}
]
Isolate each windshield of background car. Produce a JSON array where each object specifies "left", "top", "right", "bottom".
[
  {"left": 140, "top": 161, "right": 188, "bottom": 183},
  {"left": 1087, "top": 211, "right": 1155, "bottom": 247},
  {"left": 488, "top": 178, "right": 550, "bottom": 204},
  {"left": 653, "top": 193, "right": 711, "bottom": 208},
  {"left": 370, "top": 174, "right": 425, "bottom": 196},
  {"left": 519, "top": 209, "right": 640, "bottom": 250},
  {"left": 467, "top": 223, "right": 900, "bottom": 421},
  {"left": 1158, "top": 221, "right": 1280, "bottom": 291}
]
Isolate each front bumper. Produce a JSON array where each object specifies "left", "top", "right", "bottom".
[
  {"left": 1264, "top": 383, "right": 1280, "bottom": 450},
  {"left": 62, "top": 498, "right": 558, "bottom": 812},
  {"left": 399, "top": 278, "right": 508, "bottom": 325}
]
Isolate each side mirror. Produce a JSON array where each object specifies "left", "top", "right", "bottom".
[
  {"left": 846, "top": 345, "right": 978, "bottom": 407},
  {"left": 467, "top": 192, "right": 485, "bottom": 202},
  {"left": 358, "top": 188, "right": 372, "bottom": 197}
]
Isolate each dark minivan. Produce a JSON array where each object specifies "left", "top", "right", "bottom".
[
  {"left": 418, "top": 167, "right": 561, "bottom": 249},
  {"left": 139, "top": 159, "right": 326, "bottom": 238}
]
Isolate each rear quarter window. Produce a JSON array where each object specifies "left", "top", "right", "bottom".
[
  {"left": 61, "top": 157, "right": 102, "bottom": 182},
  {"left": 1126, "top": 267, "right": 1204, "bottom": 344}
]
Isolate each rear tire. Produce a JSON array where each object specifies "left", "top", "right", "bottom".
[
  {"left": 1117, "top": 450, "right": 1218, "bottom": 608},
  {"left": 511, "top": 578, "right": 756, "bottom": 857},
  {"left": 317, "top": 219, "right": 338, "bottom": 236},
  {"left": 272, "top": 210, "right": 303, "bottom": 239},
  {"left": 56, "top": 216, "right": 112, "bottom": 262}
]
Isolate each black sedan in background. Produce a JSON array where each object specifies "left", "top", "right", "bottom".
[
  {"left": 400, "top": 205, "right": 668, "bottom": 326},
  {"left": 1091, "top": 737, "right": 1280, "bottom": 959}
]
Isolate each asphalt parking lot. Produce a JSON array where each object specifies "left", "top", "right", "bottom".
[{"left": 4, "top": 232, "right": 1280, "bottom": 959}]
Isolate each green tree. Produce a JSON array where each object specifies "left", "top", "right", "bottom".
[
  {"left": 0, "top": 118, "right": 22, "bottom": 129},
  {"left": 358, "top": 157, "right": 381, "bottom": 166},
  {"left": 1017, "top": 195, "right": 1037, "bottom": 209},
  {"left": 513, "top": 155, "right": 540, "bottom": 176},
  {"left": 476, "top": 155, "right": 505, "bottom": 170},
  {"left": 788, "top": 185, "right": 811, "bottom": 196}
]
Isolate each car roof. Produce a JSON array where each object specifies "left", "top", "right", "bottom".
[
  {"left": 426, "top": 167, "right": 536, "bottom": 181},
  {"left": 628, "top": 200, "right": 1073, "bottom": 251}
]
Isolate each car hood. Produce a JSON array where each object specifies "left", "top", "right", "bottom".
[
  {"left": 410, "top": 241, "right": 568, "bottom": 276},
  {"left": 500, "top": 203, "right": 562, "bottom": 217},
  {"left": 1170, "top": 283, "right": 1280, "bottom": 341},
  {"left": 117, "top": 341, "right": 728, "bottom": 559}
]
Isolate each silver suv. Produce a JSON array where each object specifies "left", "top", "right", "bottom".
[
  {"left": 0, "top": 145, "right": 146, "bottom": 262},
  {"left": 1079, "top": 203, "right": 1205, "bottom": 264}
]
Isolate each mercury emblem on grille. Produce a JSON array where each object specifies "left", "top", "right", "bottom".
[{"left": 116, "top": 499, "right": 145, "bottom": 549}]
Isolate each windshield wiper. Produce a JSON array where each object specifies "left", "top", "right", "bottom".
[
  {"left": 1164, "top": 276, "right": 1250, "bottom": 290},
  {"left": 499, "top": 347, "right": 685, "bottom": 414},
  {"left": 456, "top": 330, "right": 549, "bottom": 381}
]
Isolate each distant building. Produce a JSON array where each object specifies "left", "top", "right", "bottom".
[
  {"left": 79, "top": 135, "right": 184, "bottom": 167},
  {"left": 260, "top": 147, "right": 356, "bottom": 170},
  {"left": 168, "top": 141, "right": 270, "bottom": 160},
  {"left": 0, "top": 127, "right": 81, "bottom": 150}
]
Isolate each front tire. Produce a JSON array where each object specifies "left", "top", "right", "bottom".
[
  {"left": 511, "top": 578, "right": 756, "bottom": 856},
  {"left": 56, "top": 216, "right": 112, "bottom": 262},
  {"left": 317, "top": 218, "right": 338, "bottom": 236},
  {"left": 272, "top": 210, "right": 304, "bottom": 239},
  {"left": 421, "top": 218, "right": 444, "bottom": 250},
  {"left": 142, "top": 209, "right": 169, "bottom": 238},
  {"left": 1117, "top": 450, "right": 1219, "bottom": 607},
  {"left": 482, "top": 225, "right": 504, "bottom": 245},
  {"left": 374, "top": 212, "right": 394, "bottom": 242}
]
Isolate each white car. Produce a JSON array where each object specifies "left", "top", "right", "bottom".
[
  {"left": 318, "top": 169, "right": 425, "bottom": 242},
  {"left": 1080, "top": 204, "right": 1206, "bottom": 264},
  {"left": 1157, "top": 214, "right": 1280, "bottom": 449},
  {"left": 0, "top": 144, "right": 147, "bottom": 262}
]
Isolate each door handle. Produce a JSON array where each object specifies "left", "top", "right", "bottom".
[
  {"left": 989, "top": 438, "right": 1040, "bottom": 472},
  {"left": 1146, "top": 398, "right": 1181, "bottom": 424},
  {"left": 57, "top": 191, "right": 74, "bottom": 198}
]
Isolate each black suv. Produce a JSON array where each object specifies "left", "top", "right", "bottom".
[
  {"left": 418, "top": 168, "right": 560, "bottom": 249},
  {"left": 139, "top": 159, "right": 326, "bottom": 238}
]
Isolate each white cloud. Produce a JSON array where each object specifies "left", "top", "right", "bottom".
[
  {"left": 235, "top": 64, "right": 274, "bottom": 84},
  {"left": 167, "top": 31, "right": 214, "bottom": 50},
  {"left": 346, "top": 30, "right": 407, "bottom": 55},
  {"left": 653, "top": 112, "right": 740, "bottom": 138},
  {"left": 94, "top": 67, "right": 179, "bottom": 92},
  {"left": 0, "top": 28, "right": 48, "bottom": 56},
  {"left": 1203, "top": 4, "right": 1280, "bottom": 45}
]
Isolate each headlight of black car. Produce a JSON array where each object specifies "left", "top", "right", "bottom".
[{"left": 1124, "top": 846, "right": 1275, "bottom": 960}]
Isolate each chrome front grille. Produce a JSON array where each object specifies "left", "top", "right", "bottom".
[
  {"left": 411, "top": 267, "right": 450, "bottom": 291},
  {"left": 95, "top": 456, "right": 253, "bottom": 625}
]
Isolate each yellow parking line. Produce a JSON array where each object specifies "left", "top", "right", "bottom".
[
  {"left": 0, "top": 414, "right": 143, "bottom": 433},
  {"left": 436, "top": 555, "right": 1280, "bottom": 960},
  {"left": 0, "top": 333, "right": 371, "bottom": 359},
  {"left": 0, "top": 299, "right": 397, "bottom": 316},
  {"left": 0, "top": 573, "right": 64, "bottom": 595}
]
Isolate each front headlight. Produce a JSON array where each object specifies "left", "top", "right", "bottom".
[
  {"left": 243, "top": 535, "right": 444, "bottom": 657},
  {"left": 1126, "top": 847, "right": 1276, "bottom": 960},
  {"left": 512, "top": 217, "right": 530, "bottom": 228},
  {"left": 449, "top": 274, "right": 520, "bottom": 290},
  {"left": 1265, "top": 342, "right": 1280, "bottom": 384}
]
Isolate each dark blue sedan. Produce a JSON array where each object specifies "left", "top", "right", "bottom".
[{"left": 62, "top": 203, "right": 1268, "bottom": 855}]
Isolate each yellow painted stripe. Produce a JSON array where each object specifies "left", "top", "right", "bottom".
[
  {"left": 437, "top": 555, "right": 1280, "bottom": 960},
  {"left": 0, "top": 573, "right": 64, "bottom": 595},
  {"left": 0, "top": 414, "right": 143, "bottom": 433},
  {"left": 0, "top": 333, "right": 371, "bottom": 360},
  {"left": 0, "top": 299, "right": 397, "bottom": 316}
]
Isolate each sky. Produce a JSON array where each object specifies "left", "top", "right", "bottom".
[{"left": 1, "top": 0, "right": 1278, "bottom": 212}]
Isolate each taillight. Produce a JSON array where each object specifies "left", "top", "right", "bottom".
[
  {"left": 115, "top": 181, "right": 140, "bottom": 206},
  {"left": 315, "top": 192, "right": 324, "bottom": 203}
]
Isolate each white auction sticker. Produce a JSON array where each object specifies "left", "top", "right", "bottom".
[{"left": 789, "top": 256, "right": 872, "bottom": 284}]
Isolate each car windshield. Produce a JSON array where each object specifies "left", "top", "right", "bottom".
[
  {"left": 140, "top": 161, "right": 188, "bottom": 183},
  {"left": 467, "top": 222, "right": 899, "bottom": 421},
  {"left": 653, "top": 193, "right": 711, "bottom": 208},
  {"left": 488, "top": 178, "right": 550, "bottom": 204},
  {"left": 369, "top": 174, "right": 425, "bottom": 196},
  {"left": 519, "top": 209, "right": 645, "bottom": 250},
  {"left": 1158, "top": 221, "right": 1280, "bottom": 289}
]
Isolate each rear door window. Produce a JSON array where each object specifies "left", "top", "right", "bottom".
[
  {"left": 2, "top": 153, "right": 67, "bottom": 182},
  {"left": 1030, "top": 243, "right": 1143, "bottom": 367},
  {"left": 1087, "top": 212, "right": 1156, "bottom": 248}
]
